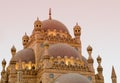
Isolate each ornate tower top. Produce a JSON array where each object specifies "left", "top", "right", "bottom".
[
  {"left": 87, "top": 45, "right": 93, "bottom": 58},
  {"left": 22, "top": 32, "right": 29, "bottom": 49},
  {"left": 11, "top": 45, "right": 16, "bottom": 57},
  {"left": 97, "top": 55, "right": 103, "bottom": 74},
  {"left": 2, "top": 59, "right": 6, "bottom": 67},
  {"left": 22, "top": 32, "right": 29, "bottom": 40},
  {"left": 34, "top": 17, "right": 42, "bottom": 31},
  {"left": 11, "top": 45, "right": 16, "bottom": 51},
  {"left": 73, "top": 23, "right": 81, "bottom": 37},
  {"left": 2, "top": 59, "right": 6, "bottom": 72},
  {"left": 87, "top": 45, "right": 92, "bottom": 52}
]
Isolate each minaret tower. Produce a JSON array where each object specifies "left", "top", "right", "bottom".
[
  {"left": 73, "top": 23, "right": 82, "bottom": 58},
  {"left": 1, "top": 59, "right": 8, "bottom": 83},
  {"left": 95, "top": 55, "right": 104, "bottom": 83},
  {"left": 22, "top": 32, "right": 29, "bottom": 48},
  {"left": 11, "top": 45, "right": 16, "bottom": 57},
  {"left": 33, "top": 17, "right": 42, "bottom": 32},
  {"left": 111, "top": 66, "right": 117, "bottom": 83},
  {"left": 73, "top": 23, "right": 81, "bottom": 43},
  {"left": 87, "top": 45, "right": 94, "bottom": 72}
]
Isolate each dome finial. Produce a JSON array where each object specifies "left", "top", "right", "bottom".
[
  {"left": 37, "top": 17, "right": 39, "bottom": 21},
  {"left": 49, "top": 8, "right": 52, "bottom": 20},
  {"left": 76, "top": 22, "right": 78, "bottom": 26}
]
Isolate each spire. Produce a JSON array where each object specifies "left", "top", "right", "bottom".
[
  {"left": 37, "top": 17, "right": 39, "bottom": 21},
  {"left": 111, "top": 66, "right": 116, "bottom": 78},
  {"left": 111, "top": 66, "right": 117, "bottom": 83},
  {"left": 49, "top": 8, "right": 52, "bottom": 20},
  {"left": 76, "top": 22, "right": 79, "bottom": 26}
]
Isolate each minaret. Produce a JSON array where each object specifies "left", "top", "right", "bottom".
[
  {"left": 87, "top": 45, "right": 94, "bottom": 72},
  {"left": 73, "top": 23, "right": 82, "bottom": 58},
  {"left": 111, "top": 66, "right": 117, "bottom": 83},
  {"left": 73, "top": 23, "right": 81, "bottom": 43},
  {"left": 1, "top": 59, "right": 8, "bottom": 83},
  {"left": 96, "top": 55, "right": 104, "bottom": 83},
  {"left": 33, "top": 17, "right": 42, "bottom": 32},
  {"left": 22, "top": 32, "right": 29, "bottom": 48},
  {"left": 11, "top": 45, "right": 16, "bottom": 57}
]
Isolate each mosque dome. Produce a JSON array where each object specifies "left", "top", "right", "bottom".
[
  {"left": 11, "top": 48, "right": 35, "bottom": 63},
  {"left": 54, "top": 73, "right": 91, "bottom": 83},
  {"left": 41, "top": 19, "right": 69, "bottom": 33},
  {"left": 48, "top": 44, "right": 79, "bottom": 58},
  {"left": 47, "top": 44, "right": 88, "bottom": 64}
]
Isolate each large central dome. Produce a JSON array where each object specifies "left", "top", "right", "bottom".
[{"left": 42, "top": 19, "right": 69, "bottom": 33}]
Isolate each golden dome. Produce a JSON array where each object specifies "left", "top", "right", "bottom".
[{"left": 42, "top": 19, "right": 69, "bottom": 33}]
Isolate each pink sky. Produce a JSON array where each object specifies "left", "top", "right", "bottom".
[{"left": 0, "top": 0, "right": 120, "bottom": 83}]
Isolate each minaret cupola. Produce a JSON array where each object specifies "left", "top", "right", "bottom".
[
  {"left": 22, "top": 33, "right": 29, "bottom": 48},
  {"left": 73, "top": 23, "right": 81, "bottom": 37},
  {"left": 34, "top": 17, "right": 42, "bottom": 31}
]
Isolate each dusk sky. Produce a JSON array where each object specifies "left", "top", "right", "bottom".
[{"left": 0, "top": 0, "right": 120, "bottom": 83}]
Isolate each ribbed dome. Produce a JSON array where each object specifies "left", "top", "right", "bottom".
[
  {"left": 48, "top": 44, "right": 79, "bottom": 58},
  {"left": 42, "top": 19, "right": 69, "bottom": 33},
  {"left": 54, "top": 73, "right": 91, "bottom": 83},
  {"left": 47, "top": 44, "right": 87, "bottom": 64},
  {"left": 11, "top": 48, "right": 35, "bottom": 63}
]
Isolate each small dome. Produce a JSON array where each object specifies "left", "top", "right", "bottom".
[
  {"left": 54, "top": 73, "right": 91, "bottom": 83},
  {"left": 87, "top": 45, "right": 92, "bottom": 51},
  {"left": 97, "top": 55, "right": 101, "bottom": 63},
  {"left": 42, "top": 19, "right": 69, "bottom": 33},
  {"left": 2, "top": 59, "right": 6, "bottom": 66},
  {"left": 74, "top": 23, "right": 81, "bottom": 29},
  {"left": 22, "top": 33, "right": 29, "bottom": 40},
  {"left": 11, "top": 48, "right": 35, "bottom": 63},
  {"left": 34, "top": 17, "right": 42, "bottom": 26},
  {"left": 11, "top": 45, "right": 16, "bottom": 52}
]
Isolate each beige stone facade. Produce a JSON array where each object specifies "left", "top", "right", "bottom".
[{"left": 0, "top": 9, "right": 117, "bottom": 83}]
